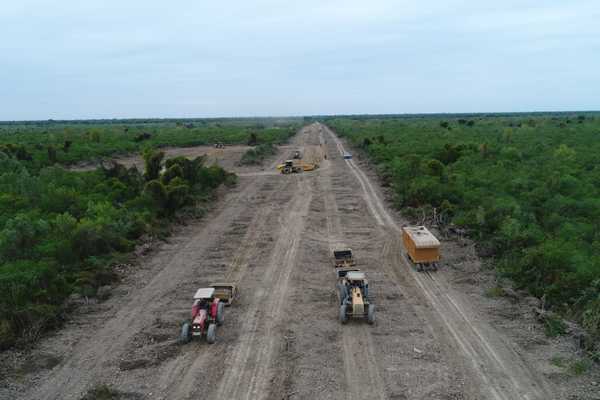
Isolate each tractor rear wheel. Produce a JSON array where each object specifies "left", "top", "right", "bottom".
[
  {"left": 367, "top": 304, "right": 375, "bottom": 325},
  {"left": 179, "top": 322, "right": 191, "bottom": 344},
  {"left": 216, "top": 302, "right": 225, "bottom": 326},
  {"left": 207, "top": 323, "right": 217, "bottom": 344},
  {"left": 339, "top": 304, "right": 348, "bottom": 324}
]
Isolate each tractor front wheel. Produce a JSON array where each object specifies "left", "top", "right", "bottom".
[
  {"left": 216, "top": 302, "right": 225, "bottom": 326},
  {"left": 207, "top": 323, "right": 217, "bottom": 344},
  {"left": 180, "top": 322, "right": 191, "bottom": 344},
  {"left": 339, "top": 304, "right": 348, "bottom": 324},
  {"left": 367, "top": 304, "right": 375, "bottom": 325}
]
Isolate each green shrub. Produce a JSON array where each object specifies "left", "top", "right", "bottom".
[
  {"left": 485, "top": 286, "right": 504, "bottom": 298},
  {"left": 240, "top": 143, "right": 276, "bottom": 165},
  {"left": 82, "top": 384, "right": 122, "bottom": 400},
  {"left": 142, "top": 149, "right": 164, "bottom": 181},
  {"left": 568, "top": 359, "right": 592, "bottom": 376}
]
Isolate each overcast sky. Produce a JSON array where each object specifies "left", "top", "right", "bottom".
[{"left": 1, "top": 1, "right": 598, "bottom": 120}]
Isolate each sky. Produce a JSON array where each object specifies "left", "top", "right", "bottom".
[{"left": 0, "top": 0, "right": 599, "bottom": 120}]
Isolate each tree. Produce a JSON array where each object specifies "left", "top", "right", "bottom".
[
  {"left": 247, "top": 132, "right": 258, "bottom": 146},
  {"left": 47, "top": 145, "right": 57, "bottom": 164},
  {"left": 424, "top": 159, "right": 445, "bottom": 177},
  {"left": 142, "top": 149, "right": 164, "bottom": 181}
]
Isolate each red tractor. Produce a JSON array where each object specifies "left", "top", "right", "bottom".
[{"left": 180, "top": 288, "right": 224, "bottom": 344}]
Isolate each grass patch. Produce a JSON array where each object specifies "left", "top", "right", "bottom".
[
  {"left": 550, "top": 356, "right": 566, "bottom": 368},
  {"left": 568, "top": 359, "right": 592, "bottom": 376},
  {"left": 81, "top": 384, "right": 121, "bottom": 400},
  {"left": 485, "top": 286, "right": 504, "bottom": 298},
  {"left": 544, "top": 315, "right": 568, "bottom": 337},
  {"left": 550, "top": 356, "right": 592, "bottom": 376}
]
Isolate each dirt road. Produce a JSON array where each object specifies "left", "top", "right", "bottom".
[{"left": 2, "top": 123, "right": 558, "bottom": 400}]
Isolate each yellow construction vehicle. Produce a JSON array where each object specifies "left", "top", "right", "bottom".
[
  {"left": 277, "top": 160, "right": 302, "bottom": 174},
  {"left": 336, "top": 269, "right": 375, "bottom": 324},
  {"left": 333, "top": 248, "right": 355, "bottom": 268},
  {"left": 276, "top": 160, "right": 319, "bottom": 174}
]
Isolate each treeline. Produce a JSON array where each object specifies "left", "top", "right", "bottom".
[
  {"left": 328, "top": 115, "right": 600, "bottom": 354},
  {"left": 0, "top": 121, "right": 298, "bottom": 166}
]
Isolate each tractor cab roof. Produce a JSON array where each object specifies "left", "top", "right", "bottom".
[{"left": 193, "top": 288, "right": 215, "bottom": 300}]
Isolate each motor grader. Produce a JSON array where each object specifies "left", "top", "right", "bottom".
[
  {"left": 336, "top": 269, "right": 375, "bottom": 324},
  {"left": 179, "top": 288, "right": 224, "bottom": 344}
]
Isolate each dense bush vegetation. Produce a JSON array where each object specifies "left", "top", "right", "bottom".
[
  {"left": 0, "top": 119, "right": 294, "bottom": 349},
  {"left": 0, "top": 119, "right": 299, "bottom": 166},
  {"left": 327, "top": 114, "right": 600, "bottom": 350}
]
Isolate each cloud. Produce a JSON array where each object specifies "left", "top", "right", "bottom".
[{"left": 0, "top": 0, "right": 598, "bottom": 119}]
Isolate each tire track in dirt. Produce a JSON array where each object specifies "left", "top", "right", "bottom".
[
  {"left": 320, "top": 139, "right": 387, "bottom": 400},
  {"left": 160, "top": 178, "right": 296, "bottom": 399},
  {"left": 210, "top": 128, "right": 316, "bottom": 399},
  {"left": 324, "top": 123, "right": 556, "bottom": 400},
  {"left": 320, "top": 124, "right": 461, "bottom": 399},
  {"left": 153, "top": 127, "right": 316, "bottom": 400},
  {"left": 212, "top": 175, "right": 312, "bottom": 400}
]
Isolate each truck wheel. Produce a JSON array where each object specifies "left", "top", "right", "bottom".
[
  {"left": 339, "top": 304, "right": 348, "bottom": 324},
  {"left": 180, "top": 322, "right": 191, "bottom": 344},
  {"left": 216, "top": 302, "right": 225, "bottom": 326},
  {"left": 367, "top": 304, "right": 375, "bottom": 325},
  {"left": 207, "top": 323, "right": 217, "bottom": 344}
]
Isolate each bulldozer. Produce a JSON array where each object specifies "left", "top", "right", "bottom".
[{"left": 336, "top": 269, "right": 375, "bottom": 324}]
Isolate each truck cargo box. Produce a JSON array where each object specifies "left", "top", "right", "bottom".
[{"left": 402, "top": 226, "right": 440, "bottom": 264}]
